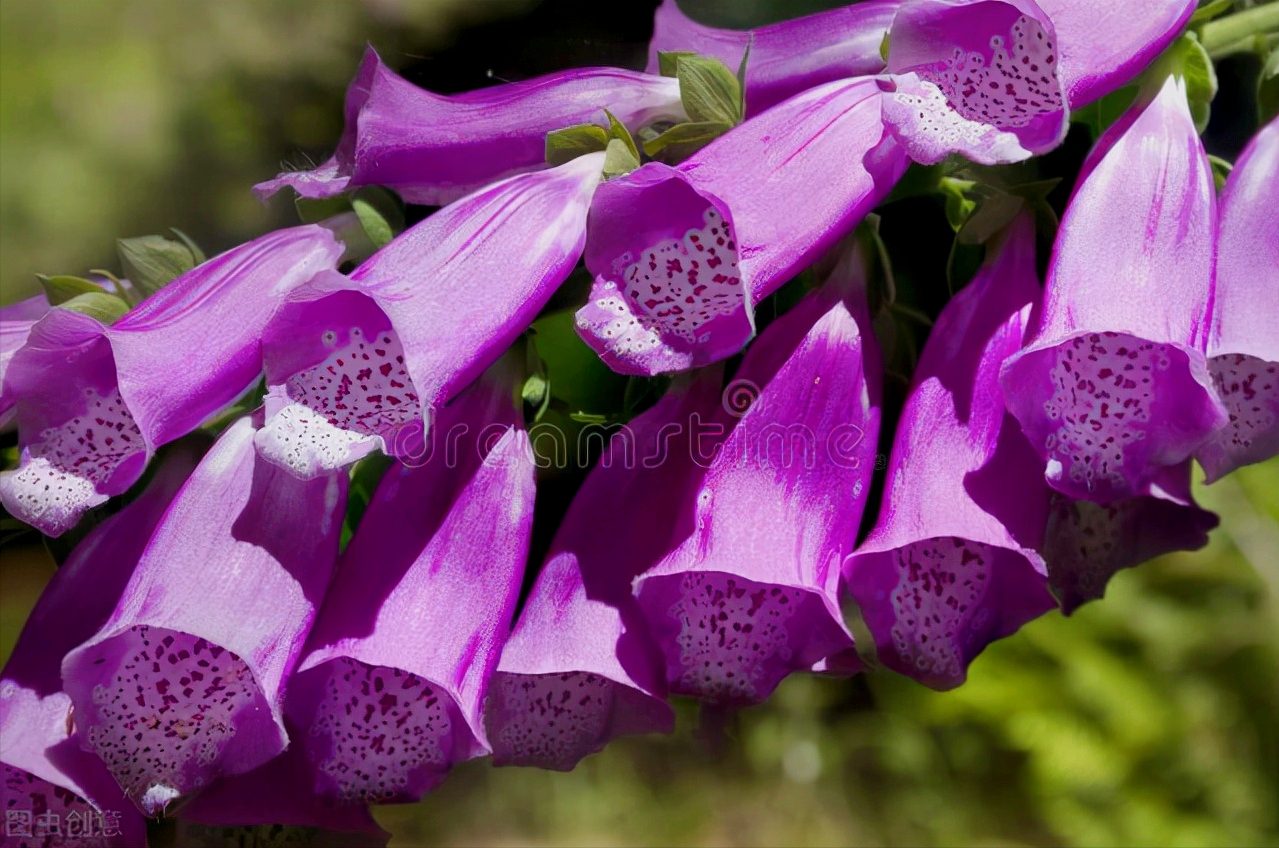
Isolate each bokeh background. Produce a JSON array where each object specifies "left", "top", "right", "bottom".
[{"left": 1, "top": 1, "right": 1276, "bottom": 846}]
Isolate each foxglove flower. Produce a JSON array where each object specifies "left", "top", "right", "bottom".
[
  {"left": 484, "top": 379, "right": 725, "bottom": 770},
  {"left": 0, "top": 294, "right": 49, "bottom": 431},
  {"left": 845, "top": 215, "right": 1055, "bottom": 690},
  {"left": 286, "top": 367, "right": 535, "bottom": 803},
  {"left": 0, "top": 444, "right": 202, "bottom": 848},
  {"left": 174, "top": 726, "right": 389, "bottom": 848},
  {"left": 645, "top": 0, "right": 900, "bottom": 115},
  {"left": 1000, "top": 75, "right": 1228, "bottom": 503},
  {"left": 1197, "top": 118, "right": 1279, "bottom": 482},
  {"left": 879, "top": 0, "right": 1070, "bottom": 165},
  {"left": 1043, "top": 461, "right": 1217, "bottom": 614},
  {"left": 256, "top": 152, "right": 604, "bottom": 479},
  {"left": 631, "top": 238, "right": 881, "bottom": 705},
  {"left": 577, "top": 77, "right": 908, "bottom": 374},
  {"left": 256, "top": 47, "right": 684, "bottom": 206},
  {"left": 0, "top": 225, "right": 343, "bottom": 537},
  {"left": 60, "top": 416, "right": 347, "bottom": 815}
]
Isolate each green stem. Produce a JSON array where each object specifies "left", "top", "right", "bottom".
[{"left": 1200, "top": 4, "right": 1279, "bottom": 55}]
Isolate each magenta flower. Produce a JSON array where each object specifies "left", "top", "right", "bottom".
[
  {"left": 1197, "top": 118, "right": 1279, "bottom": 482},
  {"left": 1043, "top": 461, "right": 1217, "bottom": 614},
  {"left": 484, "top": 380, "right": 726, "bottom": 770},
  {"left": 0, "top": 444, "right": 201, "bottom": 847},
  {"left": 576, "top": 77, "right": 907, "bottom": 374},
  {"left": 845, "top": 215, "right": 1055, "bottom": 690},
  {"left": 255, "top": 47, "right": 684, "bottom": 207},
  {"left": 286, "top": 368, "right": 535, "bottom": 803},
  {"left": 630, "top": 237, "right": 881, "bottom": 705},
  {"left": 174, "top": 727, "right": 390, "bottom": 847},
  {"left": 879, "top": 0, "right": 1070, "bottom": 165},
  {"left": 1000, "top": 76, "right": 1228, "bottom": 503},
  {"left": 0, "top": 294, "right": 50, "bottom": 432},
  {"left": 60, "top": 416, "right": 347, "bottom": 815},
  {"left": 256, "top": 153, "right": 604, "bottom": 479},
  {"left": 645, "top": 0, "right": 900, "bottom": 115},
  {"left": 0, "top": 225, "right": 343, "bottom": 537}
]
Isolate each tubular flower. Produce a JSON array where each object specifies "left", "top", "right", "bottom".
[
  {"left": 645, "top": 0, "right": 900, "bottom": 115},
  {"left": 879, "top": 0, "right": 1070, "bottom": 165},
  {"left": 286, "top": 367, "right": 535, "bottom": 804},
  {"left": 845, "top": 215, "right": 1055, "bottom": 690},
  {"left": 0, "top": 444, "right": 203, "bottom": 848},
  {"left": 60, "top": 416, "right": 347, "bottom": 816},
  {"left": 484, "top": 378, "right": 726, "bottom": 771},
  {"left": 174, "top": 726, "right": 390, "bottom": 848},
  {"left": 1000, "top": 75, "right": 1228, "bottom": 503},
  {"left": 631, "top": 237, "right": 881, "bottom": 706},
  {"left": 0, "top": 226, "right": 344, "bottom": 537},
  {"left": 1043, "top": 461, "right": 1217, "bottom": 614},
  {"left": 255, "top": 152, "right": 604, "bottom": 479},
  {"left": 0, "top": 294, "right": 50, "bottom": 432},
  {"left": 1197, "top": 118, "right": 1279, "bottom": 482},
  {"left": 576, "top": 78, "right": 907, "bottom": 375},
  {"left": 255, "top": 47, "right": 684, "bottom": 207}
]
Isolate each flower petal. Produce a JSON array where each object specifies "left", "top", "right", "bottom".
[
  {"left": 256, "top": 47, "right": 682, "bottom": 206},
  {"left": 0, "top": 294, "right": 50, "bottom": 431},
  {"left": 287, "top": 370, "right": 535, "bottom": 803},
  {"left": 846, "top": 215, "right": 1055, "bottom": 690},
  {"left": 645, "top": 0, "right": 899, "bottom": 115},
  {"left": 883, "top": 0, "right": 1069, "bottom": 164},
  {"left": 61, "top": 417, "right": 346, "bottom": 815},
  {"left": 257, "top": 154, "right": 604, "bottom": 478},
  {"left": 577, "top": 78, "right": 907, "bottom": 374},
  {"left": 1000, "top": 76, "right": 1227, "bottom": 502},
  {"left": 1198, "top": 118, "right": 1279, "bottom": 482}
]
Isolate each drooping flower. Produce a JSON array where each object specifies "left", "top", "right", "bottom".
[
  {"left": 1, "top": 442, "right": 203, "bottom": 848},
  {"left": 1000, "top": 75, "right": 1228, "bottom": 503},
  {"left": 645, "top": 0, "right": 900, "bottom": 115},
  {"left": 174, "top": 724, "right": 390, "bottom": 848},
  {"left": 255, "top": 152, "right": 604, "bottom": 479},
  {"left": 1196, "top": 118, "right": 1279, "bottom": 482},
  {"left": 60, "top": 416, "right": 347, "bottom": 815},
  {"left": 630, "top": 236, "right": 881, "bottom": 705},
  {"left": 576, "top": 77, "right": 908, "bottom": 374},
  {"left": 1042, "top": 461, "right": 1217, "bottom": 614},
  {"left": 879, "top": 0, "right": 1070, "bottom": 165},
  {"left": 484, "top": 378, "right": 725, "bottom": 770},
  {"left": 0, "top": 294, "right": 49, "bottom": 431},
  {"left": 286, "top": 365, "right": 535, "bottom": 803},
  {"left": 255, "top": 47, "right": 684, "bottom": 207},
  {"left": 0, "top": 225, "right": 344, "bottom": 537},
  {"left": 845, "top": 214, "right": 1055, "bottom": 690}
]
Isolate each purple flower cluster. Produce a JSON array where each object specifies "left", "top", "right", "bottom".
[{"left": 2, "top": 0, "right": 1275, "bottom": 844}]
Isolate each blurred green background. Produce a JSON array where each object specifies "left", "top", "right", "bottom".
[{"left": 0, "top": 1, "right": 1276, "bottom": 846}]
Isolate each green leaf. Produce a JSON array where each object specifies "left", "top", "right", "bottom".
[
  {"left": 36, "top": 274, "right": 105, "bottom": 306},
  {"left": 545, "top": 123, "right": 610, "bottom": 166},
  {"left": 1189, "top": 0, "right": 1233, "bottom": 26},
  {"left": 602, "top": 138, "right": 642, "bottom": 179},
  {"left": 57, "top": 291, "right": 131, "bottom": 324},
  {"left": 1157, "top": 34, "right": 1218, "bottom": 132},
  {"left": 603, "top": 109, "right": 641, "bottom": 164},
  {"left": 657, "top": 51, "right": 699, "bottom": 78},
  {"left": 642, "top": 120, "right": 732, "bottom": 163},
  {"left": 1259, "top": 45, "right": 1279, "bottom": 124},
  {"left": 676, "top": 54, "right": 743, "bottom": 126},
  {"left": 116, "top": 233, "right": 202, "bottom": 299}
]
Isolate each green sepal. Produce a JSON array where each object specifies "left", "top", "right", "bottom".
[
  {"left": 295, "top": 195, "right": 351, "bottom": 224},
  {"left": 603, "top": 138, "right": 642, "bottom": 179},
  {"left": 735, "top": 39, "right": 752, "bottom": 119},
  {"left": 352, "top": 192, "right": 402, "bottom": 250},
  {"left": 938, "top": 177, "right": 978, "bottom": 232},
  {"left": 116, "top": 232, "right": 204, "bottom": 299},
  {"left": 168, "top": 228, "right": 207, "bottom": 264},
  {"left": 642, "top": 120, "right": 733, "bottom": 163},
  {"left": 36, "top": 274, "right": 106, "bottom": 306},
  {"left": 1150, "top": 34, "right": 1217, "bottom": 133},
  {"left": 603, "top": 109, "right": 642, "bottom": 165},
  {"left": 568, "top": 410, "right": 609, "bottom": 425},
  {"left": 57, "top": 291, "right": 131, "bottom": 325},
  {"left": 674, "top": 54, "right": 743, "bottom": 126},
  {"left": 1207, "top": 154, "right": 1234, "bottom": 191},
  {"left": 1259, "top": 46, "right": 1279, "bottom": 124},
  {"left": 956, "top": 189, "right": 1026, "bottom": 246},
  {"left": 657, "top": 51, "right": 699, "bottom": 78},
  {"left": 1189, "top": 0, "right": 1233, "bottom": 27},
  {"left": 1070, "top": 85, "right": 1137, "bottom": 139},
  {"left": 546, "top": 123, "right": 611, "bottom": 166}
]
